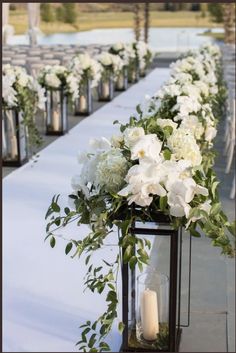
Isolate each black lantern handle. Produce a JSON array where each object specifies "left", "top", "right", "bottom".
[{"left": 180, "top": 233, "right": 192, "bottom": 328}]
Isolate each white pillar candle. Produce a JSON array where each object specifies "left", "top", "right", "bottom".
[
  {"left": 116, "top": 74, "right": 123, "bottom": 89},
  {"left": 102, "top": 82, "right": 109, "bottom": 98},
  {"left": 10, "top": 135, "right": 18, "bottom": 159},
  {"left": 79, "top": 95, "right": 87, "bottom": 111},
  {"left": 141, "top": 288, "right": 159, "bottom": 341},
  {"left": 52, "top": 110, "right": 60, "bottom": 131}
]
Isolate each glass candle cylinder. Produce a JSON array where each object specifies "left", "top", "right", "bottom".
[
  {"left": 2, "top": 108, "right": 28, "bottom": 166},
  {"left": 128, "top": 62, "right": 140, "bottom": 84},
  {"left": 74, "top": 78, "right": 92, "bottom": 116},
  {"left": 136, "top": 271, "right": 169, "bottom": 350},
  {"left": 115, "top": 67, "right": 128, "bottom": 91},
  {"left": 140, "top": 64, "right": 147, "bottom": 78},
  {"left": 98, "top": 74, "right": 114, "bottom": 102},
  {"left": 46, "top": 89, "right": 68, "bottom": 135}
]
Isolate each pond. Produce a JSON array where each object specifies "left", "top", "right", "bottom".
[{"left": 8, "top": 27, "right": 222, "bottom": 51}]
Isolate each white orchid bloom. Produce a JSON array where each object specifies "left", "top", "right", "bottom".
[{"left": 130, "top": 134, "right": 162, "bottom": 163}]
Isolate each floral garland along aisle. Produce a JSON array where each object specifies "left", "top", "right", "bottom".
[{"left": 45, "top": 43, "right": 235, "bottom": 352}]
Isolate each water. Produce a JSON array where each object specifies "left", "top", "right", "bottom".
[{"left": 8, "top": 27, "right": 222, "bottom": 52}]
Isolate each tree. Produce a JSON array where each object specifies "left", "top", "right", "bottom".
[
  {"left": 208, "top": 3, "right": 223, "bottom": 23},
  {"left": 62, "top": 3, "right": 77, "bottom": 24},
  {"left": 144, "top": 3, "right": 150, "bottom": 43},
  {"left": 134, "top": 3, "right": 141, "bottom": 41},
  {"left": 200, "top": 3, "right": 208, "bottom": 18},
  {"left": 222, "top": 3, "right": 235, "bottom": 44},
  {"left": 40, "top": 3, "right": 54, "bottom": 23}
]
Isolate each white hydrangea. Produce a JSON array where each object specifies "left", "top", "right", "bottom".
[
  {"left": 95, "top": 149, "right": 128, "bottom": 193},
  {"left": 179, "top": 115, "right": 204, "bottom": 140}
]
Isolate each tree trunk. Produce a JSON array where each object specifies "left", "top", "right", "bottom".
[
  {"left": 134, "top": 3, "right": 141, "bottom": 41},
  {"left": 144, "top": 3, "right": 150, "bottom": 43},
  {"left": 223, "top": 3, "right": 235, "bottom": 44}
]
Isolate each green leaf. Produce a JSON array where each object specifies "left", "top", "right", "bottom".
[
  {"left": 65, "top": 242, "right": 73, "bottom": 255},
  {"left": 144, "top": 238, "right": 151, "bottom": 250},
  {"left": 226, "top": 221, "right": 236, "bottom": 236},
  {"left": 99, "top": 342, "right": 110, "bottom": 351},
  {"left": 50, "top": 236, "right": 56, "bottom": 248},
  {"left": 123, "top": 245, "right": 132, "bottom": 263},
  {"left": 190, "top": 228, "right": 201, "bottom": 237},
  {"left": 210, "top": 202, "right": 221, "bottom": 216},
  {"left": 129, "top": 256, "right": 137, "bottom": 270},
  {"left": 51, "top": 202, "right": 60, "bottom": 212},
  {"left": 64, "top": 207, "right": 70, "bottom": 215},
  {"left": 85, "top": 254, "right": 91, "bottom": 265},
  {"left": 159, "top": 195, "right": 167, "bottom": 211},
  {"left": 163, "top": 149, "right": 171, "bottom": 160},
  {"left": 118, "top": 321, "right": 125, "bottom": 333},
  {"left": 163, "top": 125, "right": 173, "bottom": 137},
  {"left": 88, "top": 333, "right": 96, "bottom": 348},
  {"left": 138, "top": 261, "right": 143, "bottom": 272}
]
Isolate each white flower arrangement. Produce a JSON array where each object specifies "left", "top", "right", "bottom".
[
  {"left": 3, "top": 64, "right": 45, "bottom": 110},
  {"left": 70, "top": 53, "right": 102, "bottom": 88},
  {"left": 97, "top": 51, "right": 125, "bottom": 78},
  {"left": 2, "top": 64, "right": 46, "bottom": 147},
  {"left": 109, "top": 41, "right": 155, "bottom": 73},
  {"left": 38, "top": 65, "right": 80, "bottom": 101}
]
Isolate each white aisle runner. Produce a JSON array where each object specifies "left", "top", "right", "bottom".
[{"left": 3, "top": 68, "right": 170, "bottom": 352}]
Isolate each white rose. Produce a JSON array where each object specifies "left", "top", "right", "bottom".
[
  {"left": 98, "top": 52, "right": 113, "bottom": 66},
  {"left": 124, "top": 127, "right": 145, "bottom": 148},
  {"left": 112, "top": 42, "right": 124, "bottom": 52},
  {"left": 45, "top": 73, "right": 61, "bottom": 88},
  {"left": 111, "top": 134, "right": 124, "bottom": 148},
  {"left": 157, "top": 118, "right": 178, "bottom": 131},
  {"left": 205, "top": 126, "right": 217, "bottom": 142},
  {"left": 18, "top": 72, "right": 29, "bottom": 87}
]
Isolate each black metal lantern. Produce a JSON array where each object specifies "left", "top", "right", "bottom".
[
  {"left": 2, "top": 108, "right": 28, "bottom": 167},
  {"left": 45, "top": 89, "right": 68, "bottom": 135},
  {"left": 128, "top": 61, "right": 140, "bottom": 84},
  {"left": 74, "top": 78, "right": 93, "bottom": 116},
  {"left": 120, "top": 209, "right": 192, "bottom": 352},
  {"left": 115, "top": 67, "right": 128, "bottom": 91},
  {"left": 98, "top": 73, "right": 114, "bottom": 102}
]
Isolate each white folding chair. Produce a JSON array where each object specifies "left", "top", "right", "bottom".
[
  {"left": 225, "top": 99, "right": 235, "bottom": 174},
  {"left": 230, "top": 175, "right": 235, "bottom": 199}
]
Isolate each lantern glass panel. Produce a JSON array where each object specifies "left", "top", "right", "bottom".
[
  {"left": 128, "top": 63, "right": 139, "bottom": 83},
  {"left": 127, "top": 228, "right": 171, "bottom": 351},
  {"left": 98, "top": 75, "right": 114, "bottom": 101},
  {"left": 46, "top": 90, "right": 68, "bottom": 134},
  {"left": 2, "top": 109, "right": 27, "bottom": 165},
  {"left": 116, "top": 67, "right": 128, "bottom": 91},
  {"left": 74, "top": 78, "right": 92, "bottom": 116}
]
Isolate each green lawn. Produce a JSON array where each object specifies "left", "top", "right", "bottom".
[{"left": 9, "top": 10, "right": 222, "bottom": 35}]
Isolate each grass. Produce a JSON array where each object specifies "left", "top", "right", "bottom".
[
  {"left": 200, "top": 31, "right": 225, "bottom": 41},
  {"left": 9, "top": 10, "right": 222, "bottom": 35}
]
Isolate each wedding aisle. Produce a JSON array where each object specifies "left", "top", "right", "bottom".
[{"left": 3, "top": 68, "right": 170, "bottom": 352}]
